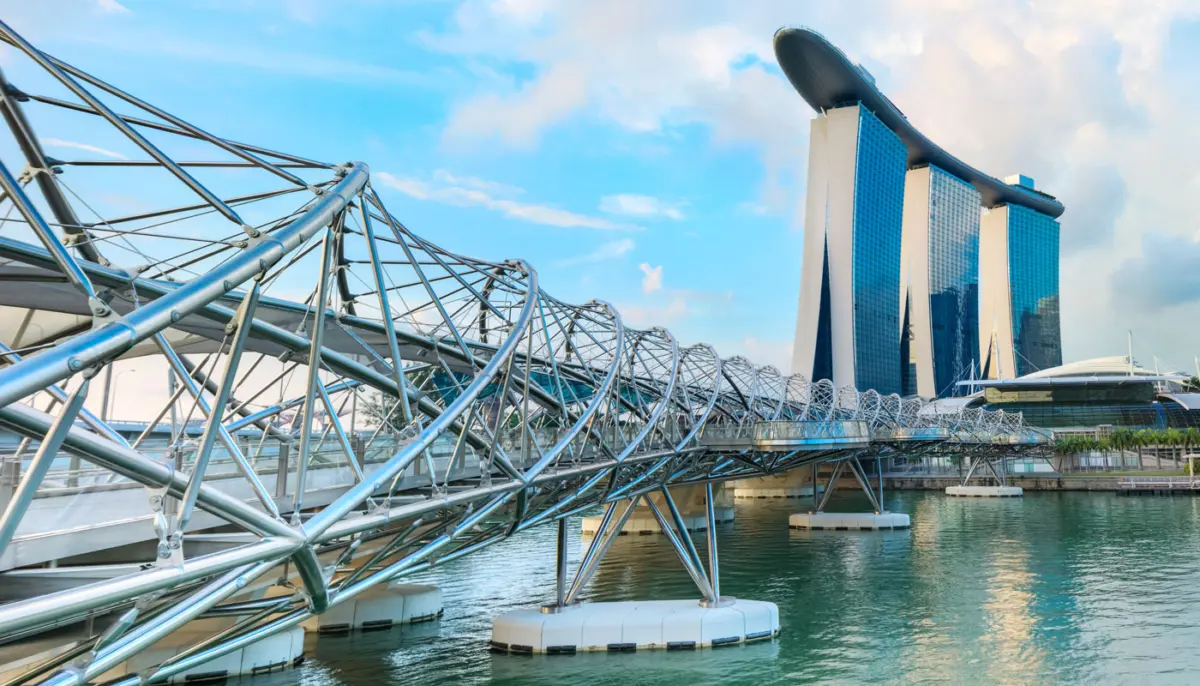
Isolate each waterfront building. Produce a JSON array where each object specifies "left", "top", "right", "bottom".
[
  {"left": 900, "top": 165, "right": 981, "bottom": 397},
  {"left": 791, "top": 103, "right": 908, "bottom": 394},
  {"left": 979, "top": 189, "right": 1063, "bottom": 379},
  {"left": 966, "top": 356, "right": 1200, "bottom": 431},
  {"left": 774, "top": 27, "right": 1066, "bottom": 396}
]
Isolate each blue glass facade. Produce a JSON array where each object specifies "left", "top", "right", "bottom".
[
  {"left": 813, "top": 243, "right": 834, "bottom": 383},
  {"left": 851, "top": 106, "right": 907, "bottom": 395},
  {"left": 1006, "top": 205, "right": 1062, "bottom": 376},
  {"left": 927, "top": 167, "right": 980, "bottom": 396}
]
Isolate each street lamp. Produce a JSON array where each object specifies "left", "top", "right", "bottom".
[{"left": 107, "top": 368, "right": 137, "bottom": 422}]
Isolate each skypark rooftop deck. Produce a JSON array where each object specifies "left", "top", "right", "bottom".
[{"left": 773, "top": 27, "right": 1066, "bottom": 218}]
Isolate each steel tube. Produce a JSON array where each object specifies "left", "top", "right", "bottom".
[
  {"left": 0, "top": 19, "right": 247, "bottom": 226},
  {"left": 300, "top": 263, "right": 538, "bottom": 542},
  {"left": 0, "top": 164, "right": 366, "bottom": 411},
  {"left": 0, "top": 536, "right": 294, "bottom": 637},
  {"left": 0, "top": 378, "right": 89, "bottom": 554},
  {"left": 645, "top": 496, "right": 716, "bottom": 601},
  {"left": 660, "top": 486, "right": 707, "bottom": 579},
  {"left": 705, "top": 482, "right": 720, "bottom": 600},
  {"left": 565, "top": 497, "right": 639, "bottom": 604},
  {"left": 154, "top": 333, "right": 278, "bottom": 516},
  {"left": 177, "top": 282, "right": 262, "bottom": 532},
  {"left": 362, "top": 188, "right": 415, "bottom": 424},
  {"left": 294, "top": 226, "right": 337, "bottom": 513},
  {"left": 554, "top": 517, "right": 568, "bottom": 607},
  {"left": 816, "top": 460, "right": 844, "bottom": 512},
  {"left": 0, "top": 159, "right": 96, "bottom": 298},
  {"left": 43, "top": 561, "right": 275, "bottom": 685},
  {"left": 0, "top": 401, "right": 291, "bottom": 538}
]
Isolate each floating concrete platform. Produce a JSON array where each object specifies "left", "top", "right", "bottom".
[
  {"left": 304, "top": 582, "right": 442, "bottom": 634},
  {"left": 788, "top": 512, "right": 911, "bottom": 531},
  {"left": 99, "top": 620, "right": 304, "bottom": 683},
  {"left": 581, "top": 507, "right": 734, "bottom": 535},
  {"left": 490, "top": 598, "right": 779, "bottom": 654},
  {"left": 945, "top": 485, "right": 1023, "bottom": 498},
  {"left": 732, "top": 485, "right": 824, "bottom": 499}
]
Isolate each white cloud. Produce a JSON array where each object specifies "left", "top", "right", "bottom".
[
  {"left": 431, "top": 169, "right": 523, "bottom": 197},
  {"left": 599, "top": 194, "right": 685, "bottom": 220},
  {"left": 555, "top": 238, "right": 636, "bottom": 267},
  {"left": 96, "top": 0, "right": 130, "bottom": 14},
  {"left": 736, "top": 336, "right": 794, "bottom": 373},
  {"left": 375, "top": 171, "right": 641, "bottom": 231},
  {"left": 638, "top": 263, "right": 662, "bottom": 295},
  {"left": 429, "top": 3, "right": 807, "bottom": 213},
  {"left": 41, "top": 137, "right": 127, "bottom": 160},
  {"left": 444, "top": 63, "right": 588, "bottom": 148},
  {"left": 619, "top": 296, "right": 690, "bottom": 328}
]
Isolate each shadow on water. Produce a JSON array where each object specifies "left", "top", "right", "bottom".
[{"left": 241, "top": 490, "right": 1200, "bottom": 685}]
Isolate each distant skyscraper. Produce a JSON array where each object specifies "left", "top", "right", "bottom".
[
  {"left": 900, "top": 165, "right": 981, "bottom": 398},
  {"left": 979, "top": 198, "right": 1062, "bottom": 379},
  {"left": 775, "top": 27, "right": 1066, "bottom": 395},
  {"left": 791, "top": 104, "right": 908, "bottom": 394}
]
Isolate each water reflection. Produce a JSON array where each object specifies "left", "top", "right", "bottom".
[{"left": 240, "top": 491, "right": 1200, "bottom": 685}]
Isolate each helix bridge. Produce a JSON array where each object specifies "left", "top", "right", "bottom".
[{"left": 0, "top": 21, "right": 1048, "bottom": 683}]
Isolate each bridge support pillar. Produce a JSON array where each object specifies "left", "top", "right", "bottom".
[
  {"left": 729, "top": 469, "right": 825, "bottom": 499},
  {"left": 789, "top": 455, "right": 910, "bottom": 531},
  {"left": 580, "top": 484, "right": 733, "bottom": 535},
  {"left": 492, "top": 487, "right": 779, "bottom": 654},
  {"left": 946, "top": 451, "right": 1023, "bottom": 497}
]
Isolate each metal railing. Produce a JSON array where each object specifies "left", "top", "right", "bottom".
[
  {"left": 701, "top": 420, "right": 870, "bottom": 444},
  {"left": 1118, "top": 476, "right": 1200, "bottom": 491}
]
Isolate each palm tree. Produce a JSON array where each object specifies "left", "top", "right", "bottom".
[
  {"left": 1134, "top": 429, "right": 1156, "bottom": 470},
  {"left": 1109, "top": 429, "right": 1128, "bottom": 468},
  {"left": 1184, "top": 428, "right": 1200, "bottom": 474},
  {"left": 1165, "top": 428, "right": 1184, "bottom": 467}
]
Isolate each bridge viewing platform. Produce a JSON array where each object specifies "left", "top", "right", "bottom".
[{"left": 0, "top": 22, "right": 1050, "bottom": 683}]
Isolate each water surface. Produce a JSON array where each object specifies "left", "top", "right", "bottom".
[{"left": 252, "top": 491, "right": 1200, "bottom": 684}]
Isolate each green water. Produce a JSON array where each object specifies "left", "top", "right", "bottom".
[{"left": 257, "top": 491, "right": 1200, "bottom": 684}]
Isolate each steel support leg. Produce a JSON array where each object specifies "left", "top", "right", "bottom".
[
  {"left": 645, "top": 497, "right": 716, "bottom": 602},
  {"left": 816, "top": 460, "right": 846, "bottom": 512},
  {"left": 705, "top": 482, "right": 720, "bottom": 602},
  {"left": 554, "top": 517, "right": 568, "bottom": 608},
  {"left": 660, "top": 487, "right": 706, "bottom": 577},
  {"left": 961, "top": 452, "right": 983, "bottom": 486},
  {"left": 847, "top": 456, "right": 882, "bottom": 513},
  {"left": 876, "top": 453, "right": 884, "bottom": 507},
  {"left": 565, "top": 497, "right": 638, "bottom": 605},
  {"left": 811, "top": 461, "right": 819, "bottom": 510}
]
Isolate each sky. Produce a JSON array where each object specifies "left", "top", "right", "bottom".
[{"left": 5, "top": 0, "right": 1200, "bottom": 402}]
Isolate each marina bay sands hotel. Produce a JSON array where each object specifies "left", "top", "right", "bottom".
[{"left": 778, "top": 28, "right": 1066, "bottom": 398}]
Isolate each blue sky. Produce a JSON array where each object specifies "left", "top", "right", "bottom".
[{"left": 7, "top": 0, "right": 1200, "bottom": 374}]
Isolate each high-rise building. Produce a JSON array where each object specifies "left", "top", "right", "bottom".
[
  {"left": 791, "top": 104, "right": 908, "bottom": 394},
  {"left": 900, "top": 165, "right": 982, "bottom": 398},
  {"left": 979, "top": 200, "right": 1062, "bottom": 379},
  {"left": 774, "top": 27, "right": 1066, "bottom": 395}
]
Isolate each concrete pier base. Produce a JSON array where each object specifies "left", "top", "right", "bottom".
[
  {"left": 304, "top": 582, "right": 443, "bottom": 634},
  {"left": 581, "top": 507, "right": 734, "bottom": 535},
  {"left": 788, "top": 512, "right": 911, "bottom": 531},
  {"left": 490, "top": 598, "right": 779, "bottom": 654},
  {"left": 945, "top": 485, "right": 1023, "bottom": 498},
  {"left": 730, "top": 472, "right": 824, "bottom": 499},
  {"left": 99, "top": 620, "right": 304, "bottom": 683},
  {"left": 732, "top": 484, "right": 824, "bottom": 499}
]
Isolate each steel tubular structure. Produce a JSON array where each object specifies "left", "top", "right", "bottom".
[{"left": 0, "top": 24, "right": 1048, "bottom": 681}]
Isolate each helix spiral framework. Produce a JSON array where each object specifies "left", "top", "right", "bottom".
[{"left": 0, "top": 21, "right": 1048, "bottom": 683}]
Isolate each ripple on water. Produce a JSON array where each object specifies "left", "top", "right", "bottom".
[{"left": 234, "top": 491, "right": 1200, "bottom": 685}]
